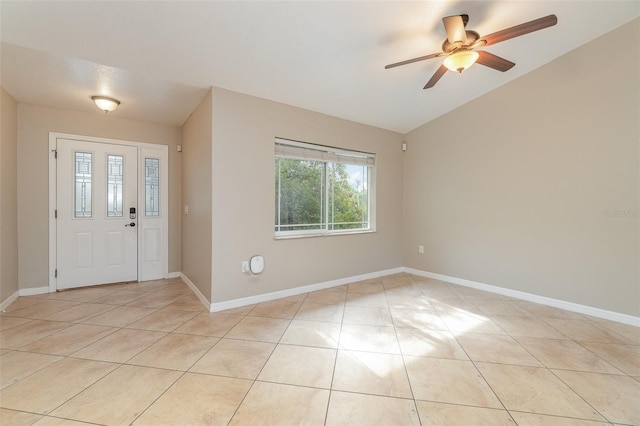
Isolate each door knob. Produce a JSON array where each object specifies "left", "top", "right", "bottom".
[{"left": 125, "top": 222, "right": 136, "bottom": 227}]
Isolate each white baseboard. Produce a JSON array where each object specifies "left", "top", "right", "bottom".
[
  {"left": 166, "top": 267, "right": 639, "bottom": 327},
  {"left": 180, "top": 273, "right": 212, "bottom": 311},
  {"left": 1, "top": 286, "right": 50, "bottom": 311},
  {"left": 209, "top": 267, "right": 405, "bottom": 313},
  {"left": 165, "top": 271, "right": 181, "bottom": 279},
  {"left": 19, "top": 286, "right": 51, "bottom": 297},
  {"left": 404, "top": 267, "right": 640, "bottom": 327},
  {"left": 0, "top": 290, "right": 20, "bottom": 312}
]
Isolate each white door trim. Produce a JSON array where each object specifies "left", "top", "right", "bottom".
[{"left": 49, "top": 132, "right": 169, "bottom": 292}]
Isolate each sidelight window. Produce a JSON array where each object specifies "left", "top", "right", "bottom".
[{"left": 145, "top": 158, "right": 160, "bottom": 216}]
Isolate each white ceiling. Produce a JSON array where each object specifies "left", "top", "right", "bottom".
[{"left": 1, "top": 1, "right": 638, "bottom": 133}]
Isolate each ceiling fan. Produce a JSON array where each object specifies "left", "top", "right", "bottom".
[{"left": 385, "top": 14, "right": 558, "bottom": 89}]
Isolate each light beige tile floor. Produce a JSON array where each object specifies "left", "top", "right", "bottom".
[{"left": 1, "top": 274, "right": 638, "bottom": 425}]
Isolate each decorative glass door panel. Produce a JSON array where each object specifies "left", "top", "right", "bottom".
[
  {"left": 145, "top": 158, "right": 160, "bottom": 217},
  {"left": 74, "top": 152, "right": 93, "bottom": 218},
  {"left": 107, "top": 155, "right": 124, "bottom": 217},
  {"left": 57, "top": 139, "right": 138, "bottom": 289}
]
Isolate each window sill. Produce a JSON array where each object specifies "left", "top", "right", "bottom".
[{"left": 274, "top": 229, "right": 376, "bottom": 240}]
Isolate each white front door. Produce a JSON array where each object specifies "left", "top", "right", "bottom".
[{"left": 56, "top": 139, "right": 138, "bottom": 289}]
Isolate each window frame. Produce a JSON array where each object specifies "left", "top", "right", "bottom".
[{"left": 275, "top": 138, "right": 376, "bottom": 239}]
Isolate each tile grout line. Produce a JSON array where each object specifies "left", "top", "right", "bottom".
[
  {"left": 0, "top": 280, "right": 198, "bottom": 425},
  {"left": 222, "top": 293, "right": 292, "bottom": 425},
  {"left": 323, "top": 285, "right": 348, "bottom": 426},
  {"left": 418, "top": 276, "right": 519, "bottom": 423},
  {"left": 546, "top": 366, "right": 615, "bottom": 424},
  {"left": 380, "top": 276, "right": 423, "bottom": 425},
  {"left": 449, "top": 298, "right": 617, "bottom": 424},
  {"left": 2, "top": 276, "right": 637, "bottom": 424}
]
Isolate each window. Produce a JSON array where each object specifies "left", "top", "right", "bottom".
[
  {"left": 275, "top": 138, "right": 375, "bottom": 237},
  {"left": 145, "top": 157, "right": 160, "bottom": 217},
  {"left": 106, "top": 154, "right": 124, "bottom": 217},
  {"left": 74, "top": 152, "right": 92, "bottom": 218}
]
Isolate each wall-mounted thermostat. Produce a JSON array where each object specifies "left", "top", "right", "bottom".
[{"left": 249, "top": 255, "right": 264, "bottom": 275}]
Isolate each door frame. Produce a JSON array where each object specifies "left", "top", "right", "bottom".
[{"left": 48, "top": 132, "right": 169, "bottom": 292}]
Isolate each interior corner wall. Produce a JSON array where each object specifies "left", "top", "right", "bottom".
[
  {"left": 403, "top": 19, "right": 640, "bottom": 316},
  {"left": 0, "top": 86, "right": 19, "bottom": 304},
  {"left": 181, "top": 90, "right": 213, "bottom": 301},
  {"left": 209, "top": 88, "right": 404, "bottom": 304},
  {"left": 16, "top": 104, "right": 183, "bottom": 291}
]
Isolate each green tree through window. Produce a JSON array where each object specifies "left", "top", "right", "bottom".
[
  {"left": 275, "top": 140, "right": 373, "bottom": 236},
  {"left": 275, "top": 159, "right": 326, "bottom": 231},
  {"left": 328, "top": 163, "right": 368, "bottom": 230}
]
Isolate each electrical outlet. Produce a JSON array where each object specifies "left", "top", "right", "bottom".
[
  {"left": 241, "top": 261, "right": 249, "bottom": 273},
  {"left": 184, "top": 205, "right": 189, "bottom": 214},
  {"left": 418, "top": 245, "right": 424, "bottom": 254}
]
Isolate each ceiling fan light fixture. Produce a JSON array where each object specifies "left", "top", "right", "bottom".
[
  {"left": 91, "top": 95, "right": 120, "bottom": 113},
  {"left": 443, "top": 50, "right": 479, "bottom": 73}
]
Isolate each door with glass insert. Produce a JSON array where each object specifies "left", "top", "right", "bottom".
[{"left": 56, "top": 139, "right": 138, "bottom": 289}]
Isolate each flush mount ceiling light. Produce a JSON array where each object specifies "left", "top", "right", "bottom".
[{"left": 91, "top": 95, "right": 120, "bottom": 113}]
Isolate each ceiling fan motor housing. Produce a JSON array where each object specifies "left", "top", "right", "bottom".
[{"left": 442, "top": 30, "right": 481, "bottom": 54}]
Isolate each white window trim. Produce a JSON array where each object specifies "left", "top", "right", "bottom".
[{"left": 275, "top": 138, "right": 376, "bottom": 239}]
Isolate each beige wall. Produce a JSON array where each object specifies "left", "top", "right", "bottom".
[
  {"left": 403, "top": 20, "right": 639, "bottom": 316},
  {"left": 1, "top": 87, "right": 19, "bottom": 304},
  {"left": 17, "top": 104, "right": 183, "bottom": 290},
  {"left": 181, "top": 90, "right": 213, "bottom": 300},
  {"left": 210, "top": 88, "right": 404, "bottom": 303}
]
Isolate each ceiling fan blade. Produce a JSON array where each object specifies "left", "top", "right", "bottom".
[
  {"left": 475, "top": 50, "right": 515, "bottom": 72},
  {"left": 442, "top": 15, "right": 467, "bottom": 45},
  {"left": 385, "top": 53, "right": 442, "bottom": 69},
  {"left": 481, "top": 14, "right": 557, "bottom": 47},
  {"left": 424, "top": 65, "right": 448, "bottom": 89}
]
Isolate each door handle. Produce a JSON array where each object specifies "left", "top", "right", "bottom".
[{"left": 125, "top": 222, "right": 136, "bottom": 227}]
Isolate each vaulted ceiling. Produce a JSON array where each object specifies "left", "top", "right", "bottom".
[{"left": 1, "top": 1, "right": 638, "bottom": 133}]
